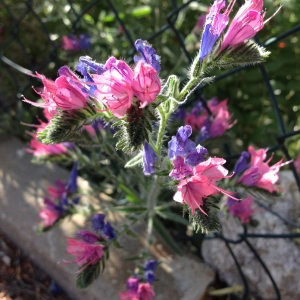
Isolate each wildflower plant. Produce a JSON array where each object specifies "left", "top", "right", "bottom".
[{"left": 22, "top": 0, "right": 285, "bottom": 295}]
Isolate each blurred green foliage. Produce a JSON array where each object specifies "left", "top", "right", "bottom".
[{"left": 0, "top": 0, "right": 299, "bottom": 159}]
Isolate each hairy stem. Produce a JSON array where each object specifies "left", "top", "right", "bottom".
[{"left": 146, "top": 176, "right": 160, "bottom": 250}]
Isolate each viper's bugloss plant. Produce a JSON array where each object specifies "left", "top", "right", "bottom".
[{"left": 22, "top": 0, "right": 286, "bottom": 296}]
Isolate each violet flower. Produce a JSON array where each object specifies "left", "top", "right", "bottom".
[
  {"left": 199, "top": 0, "right": 232, "bottom": 60},
  {"left": 169, "top": 156, "right": 193, "bottom": 180},
  {"left": 66, "top": 162, "right": 78, "bottom": 193},
  {"left": 234, "top": 151, "right": 250, "bottom": 175},
  {"left": 92, "top": 213, "right": 106, "bottom": 231},
  {"left": 144, "top": 260, "right": 158, "bottom": 272},
  {"left": 102, "top": 222, "right": 116, "bottom": 241},
  {"left": 168, "top": 125, "right": 196, "bottom": 160},
  {"left": 76, "top": 230, "right": 100, "bottom": 244},
  {"left": 134, "top": 39, "right": 161, "bottom": 72},
  {"left": 142, "top": 142, "right": 157, "bottom": 176}
]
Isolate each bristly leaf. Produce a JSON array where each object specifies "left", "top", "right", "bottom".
[
  {"left": 214, "top": 39, "right": 270, "bottom": 69},
  {"left": 184, "top": 196, "right": 221, "bottom": 234},
  {"left": 124, "top": 152, "right": 143, "bottom": 168},
  {"left": 38, "top": 102, "right": 99, "bottom": 144},
  {"left": 76, "top": 261, "right": 101, "bottom": 289}
]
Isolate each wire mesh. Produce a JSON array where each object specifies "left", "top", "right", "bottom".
[{"left": 1, "top": 0, "right": 300, "bottom": 299}]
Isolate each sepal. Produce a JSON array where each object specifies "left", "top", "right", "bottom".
[
  {"left": 183, "top": 196, "right": 221, "bottom": 234},
  {"left": 214, "top": 40, "right": 271, "bottom": 69},
  {"left": 38, "top": 102, "right": 99, "bottom": 144},
  {"left": 113, "top": 104, "right": 157, "bottom": 152}
]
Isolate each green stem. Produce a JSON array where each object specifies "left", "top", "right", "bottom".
[
  {"left": 177, "top": 77, "right": 198, "bottom": 103},
  {"left": 146, "top": 176, "right": 160, "bottom": 250},
  {"left": 156, "top": 106, "right": 167, "bottom": 155}
]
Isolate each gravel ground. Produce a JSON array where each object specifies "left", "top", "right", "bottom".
[{"left": 0, "top": 229, "right": 71, "bottom": 300}]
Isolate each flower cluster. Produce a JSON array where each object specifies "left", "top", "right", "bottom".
[
  {"left": 169, "top": 125, "right": 237, "bottom": 215},
  {"left": 65, "top": 213, "right": 116, "bottom": 286},
  {"left": 200, "top": 0, "right": 281, "bottom": 60},
  {"left": 120, "top": 260, "right": 157, "bottom": 300},
  {"left": 83, "top": 41, "right": 161, "bottom": 118},
  {"left": 39, "top": 162, "right": 79, "bottom": 228},
  {"left": 184, "top": 97, "right": 235, "bottom": 142}
]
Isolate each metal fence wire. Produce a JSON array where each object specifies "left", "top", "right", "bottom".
[{"left": 1, "top": 0, "right": 300, "bottom": 299}]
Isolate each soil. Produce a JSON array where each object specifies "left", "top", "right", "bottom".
[{"left": 0, "top": 229, "right": 71, "bottom": 300}]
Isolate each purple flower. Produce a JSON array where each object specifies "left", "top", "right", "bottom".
[
  {"left": 76, "top": 56, "right": 104, "bottom": 96},
  {"left": 92, "top": 213, "right": 106, "bottom": 231},
  {"left": 126, "top": 276, "right": 139, "bottom": 291},
  {"left": 226, "top": 196, "right": 254, "bottom": 224},
  {"left": 144, "top": 260, "right": 158, "bottom": 272},
  {"left": 169, "top": 156, "right": 193, "bottom": 180},
  {"left": 78, "top": 33, "right": 91, "bottom": 50},
  {"left": 185, "top": 144, "right": 209, "bottom": 166},
  {"left": 76, "top": 230, "right": 100, "bottom": 244},
  {"left": 145, "top": 271, "right": 156, "bottom": 284},
  {"left": 77, "top": 56, "right": 104, "bottom": 75},
  {"left": 134, "top": 39, "right": 161, "bottom": 72},
  {"left": 234, "top": 151, "right": 250, "bottom": 176},
  {"left": 102, "top": 222, "right": 116, "bottom": 240},
  {"left": 168, "top": 125, "right": 196, "bottom": 159},
  {"left": 199, "top": 0, "right": 231, "bottom": 60},
  {"left": 66, "top": 162, "right": 78, "bottom": 193},
  {"left": 142, "top": 142, "right": 157, "bottom": 176},
  {"left": 198, "top": 117, "right": 211, "bottom": 143}
]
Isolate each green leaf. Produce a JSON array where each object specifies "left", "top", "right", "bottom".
[
  {"left": 124, "top": 152, "right": 143, "bottom": 168},
  {"left": 118, "top": 183, "right": 143, "bottom": 204},
  {"left": 153, "top": 217, "right": 182, "bottom": 255},
  {"left": 124, "top": 225, "right": 139, "bottom": 238},
  {"left": 76, "top": 262, "right": 101, "bottom": 289},
  {"left": 108, "top": 205, "right": 147, "bottom": 213},
  {"left": 112, "top": 239, "right": 123, "bottom": 249},
  {"left": 131, "top": 6, "right": 152, "bottom": 18},
  {"left": 156, "top": 210, "right": 189, "bottom": 226}
]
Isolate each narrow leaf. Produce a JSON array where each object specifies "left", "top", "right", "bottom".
[{"left": 153, "top": 217, "right": 181, "bottom": 255}]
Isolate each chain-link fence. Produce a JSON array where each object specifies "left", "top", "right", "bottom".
[{"left": 1, "top": 0, "right": 300, "bottom": 299}]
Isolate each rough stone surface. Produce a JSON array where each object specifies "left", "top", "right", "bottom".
[
  {"left": 202, "top": 171, "right": 300, "bottom": 299},
  {"left": 0, "top": 137, "right": 214, "bottom": 300}
]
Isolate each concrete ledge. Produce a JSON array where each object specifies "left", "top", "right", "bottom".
[{"left": 0, "top": 137, "right": 214, "bottom": 300}]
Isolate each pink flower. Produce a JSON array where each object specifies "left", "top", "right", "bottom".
[
  {"left": 66, "top": 238, "right": 105, "bottom": 267},
  {"left": 238, "top": 146, "right": 287, "bottom": 192},
  {"left": 27, "top": 134, "right": 68, "bottom": 157},
  {"left": 120, "top": 291, "right": 139, "bottom": 300},
  {"left": 137, "top": 283, "right": 155, "bottom": 300},
  {"left": 23, "top": 73, "right": 57, "bottom": 115},
  {"left": 93, "top": 57, "right": 134, "bottom": 118},
  {"left": 47, "top": 180, "right": 66, "bottom": 199},
  {"left": 207, "top": 98, "right": 228, "bottom": 115},
  {"left": 185, "top": 113, "right": 206, "bottom": 131},
  {"left": 52, "top": 76, "right": 88, "bottom": 110},
  {"left": 132, "top": 61, "right": 161, "bottom": 108},
  {"left": 174, "top": 157, "right": 237, "bottom": 214},
  {"left": 62, "top": 35, "right": 81, "bottom": 51},
  {"left": 295, "top": 155, "right": 300, "bottom": 173},
  {"left": 220, "top": 0, "right": 281, "bottom": 52},
  {"left": 227, "top": 196, "right": 254, "bottom": 223},
  {"left": 23, "top": 73, "right": 88, "bottom": 111},
  {"left": 39, "top": 208, "right": 60, "bottom": 226},
  {"left": 209, "top": 107, "right": 236, "bottom": 137}
]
